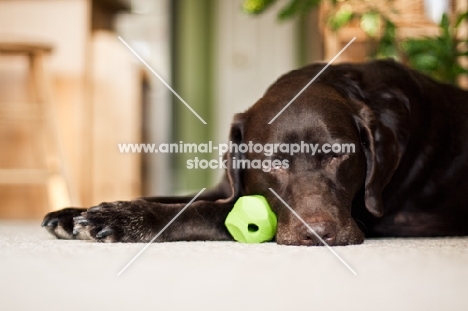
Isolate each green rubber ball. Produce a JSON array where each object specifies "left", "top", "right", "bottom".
[{"left": 225, "top": 195, "right": 277, "bottom": 243}]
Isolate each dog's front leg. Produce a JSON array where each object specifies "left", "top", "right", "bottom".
[{"left": 42, "top": 200, "right": 234, "bottom": 242}]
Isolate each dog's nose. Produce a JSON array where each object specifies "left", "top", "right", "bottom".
[{"left": 304, "top": 221, "right": 336, "bottom": 245}]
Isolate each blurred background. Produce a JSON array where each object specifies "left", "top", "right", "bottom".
[{"left": 0, "top": 0, "right": 467, "bottom": 220}]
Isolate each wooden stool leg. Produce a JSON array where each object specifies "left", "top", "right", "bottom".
[{"left": 30, "top": 51, "right": 73, "bottom": 211}]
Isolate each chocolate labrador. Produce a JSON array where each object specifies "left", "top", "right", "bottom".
[{"left": 42, "top": 59, "right": 468, "bottom": 245}]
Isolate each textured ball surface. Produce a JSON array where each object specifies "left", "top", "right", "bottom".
[{"left": 225, "top": 195, "right": 277, "bottom": 243}]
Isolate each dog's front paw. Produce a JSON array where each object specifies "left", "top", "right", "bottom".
[
  {"left": 42, "top": 208, "right": 87, "bottom": 239},
  {"left": 72, "top": 200, "right": 158, "bottom": 243}
]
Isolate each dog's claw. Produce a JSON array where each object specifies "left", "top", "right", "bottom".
[
  {"left": 42, "top": 217, "right": 58, "bottom": 227},
  {"left": 87, "top": 206, "right": 100, "bottom": 212},
  {"left": 88, "top": 202, "right": 114, "bottom": 212},
  {"left": 96, "top": 228, "right": 114, "bottom": 239},
  {"left": 42, "top": 202, "right": 149, "bottom": 242},
  {"left": 73, "top": 216, "right": 89, "bottom": 226},
  {"left": 42, "top": 208, "right": 87, "bottom": 239}
]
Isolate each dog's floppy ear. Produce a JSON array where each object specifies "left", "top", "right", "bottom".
[
  {"left": 323, "top": 63, "right": 411, "bottom": 217},
  {"left": 354, "top": 105, "right": 402, "bottom": 217},
  {"left": 217, "top": 112, "right": 247, "bottom": 203}
]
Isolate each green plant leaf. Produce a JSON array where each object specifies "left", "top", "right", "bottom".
[
  {"left": 328, "top": 6, "right": 353, "bottom": 31},
  {"left": 242, "top": 0, "right": 277, "bottom": 15},
  {"left": 277, "top": 0, "right": 300, "bottom": 19},
  {"left": 439, "top": 13, "right": 451, "bottom": 38},
  {"left": 401, "top": 38, "right": 432, "bottom": 56},
  {"left": 278, "top": 0, "right": 321, "bottom": 20},
  {"left": 360, "top": 12, "right": 380, "bottom": 37},
  {"left": 374, "top": 20, "right": 399, "bottom": 59},
  {"left": 384, "top": 19, "right": 396, "bottom": 37},
  {"left": 455, "top": 11, "right": 468, "bottom": 27},
  {"left": 411, "top": 54, "right": 439, "bottom": 71}
]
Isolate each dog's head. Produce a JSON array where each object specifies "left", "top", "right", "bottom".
[{"left": 223, "top": 61, "right": 411, "bottom": 245}]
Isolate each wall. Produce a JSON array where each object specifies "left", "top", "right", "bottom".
[{"left": 214, "top": 0, "right": 298, "bottom": 183}]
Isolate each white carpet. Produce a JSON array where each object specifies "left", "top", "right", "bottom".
[{"left": 1, "top": 221, "right": 467, "bottom": 311}]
